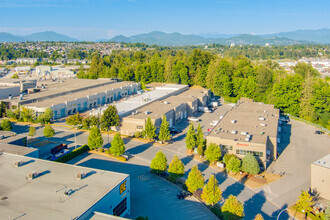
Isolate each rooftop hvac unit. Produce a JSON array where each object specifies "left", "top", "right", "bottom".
[
  {"left": 246, "top": 134, "right": 252, "bottom": 138},
  {"left": 14, "top": 160, "right": 24, "bottom": 168},
  {"left": 231, "top": 120, "right": 237, "bottom": 124},
  {"left": 28, "top": 171, "right": 39, "bottom": 180},
  {"left": 77, "top": 172, "right": 86, "bottom": 180},
  {"left": 144, "top": 111, "right": 151, "bottom": 115},
  {"left": 241, "top": 131, "right": 247, "bottom": 135},
  {"left": 245, "top": 137, "right": 250, "bottom": 142},
  {"left": 231, "top": 130, "right": 237, "bottom": 134},
  {"left": 259, "top": 117, "right": 265, "bottom": 121},
  {"left": 260, "top": 123, "right": 267, "bottom": 127},
  {"left": 164, "top": 101, "right": 169, "bottom": 104}
]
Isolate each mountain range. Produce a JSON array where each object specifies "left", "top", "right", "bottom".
[
  {"left": 0, "top": 31, "right": 77, "bottom": 42},
  {"left": 1, "top": 29, "right": 330, "bottom": 46}
]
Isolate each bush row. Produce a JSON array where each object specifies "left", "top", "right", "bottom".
[{"left": 55, "top": 144, "right": 89, "bottom": 163}]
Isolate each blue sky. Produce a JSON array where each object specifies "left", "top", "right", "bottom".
[{"left": 0, "top": 0, "right": 329, "bottom": 40}]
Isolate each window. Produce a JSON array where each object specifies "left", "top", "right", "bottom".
[
  {"left": 113, "top": 197, "right": 127, "bottom": 216},
  {"left": 136, "top": 126, "right": 143, "bottom": 129},
  {"left": 236, "top": 149, "right": 263, "bottom": 157},
  {"left": 221, "top": 145, "right": 233, "bottom": 151}
]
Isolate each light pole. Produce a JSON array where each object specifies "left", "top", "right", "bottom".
[{"left": 276, "top": 208, "right": 288, "bottom": 220}]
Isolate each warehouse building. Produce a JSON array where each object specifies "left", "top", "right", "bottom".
[
  {"left": 120, "top": 87, "right": 210, "bottom": 136},
  {"left": 0, "top": 153, "right": 130, "bottom": 219},
  {"left": 0, "top": 78, "right": 37, "bottom": 93},
  {"left": 311, "top": 154, "right": 330, "bottom": 200},
  {"left": 206, "top": 99, "right": 280, "bottom": 169},
  {"left": 0, "top": 143, "right": 39, "bottom": 158}
]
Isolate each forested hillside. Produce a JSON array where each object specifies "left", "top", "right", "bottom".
[{"left": 78, "top": 49, "right": 329, "bottom": 129}]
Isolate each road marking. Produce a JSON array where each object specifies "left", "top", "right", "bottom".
[
  {"left": 186, "top": 209, "right": 199, "bottom": 213},
  {"left": 191, "top": 214, "right": 211, "bottom": 219}
]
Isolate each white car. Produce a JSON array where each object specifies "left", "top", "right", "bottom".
[
  {"left": 188, "top": 117, "right": 200, "bottom": 122},
  {"left": 210, "top": 121, "right": 219, "bottom": 126}
]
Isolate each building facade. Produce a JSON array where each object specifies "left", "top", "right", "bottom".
[{"left": 311, "top": 154, "right": 330, "bottom": 200}]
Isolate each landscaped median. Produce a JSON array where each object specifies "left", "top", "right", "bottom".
[{"left": 89, "top": 149, "right": 127, "bottom": 162}]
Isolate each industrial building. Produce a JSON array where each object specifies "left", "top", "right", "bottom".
[
  {"left": 206, "top": 98, "right": 280, "bottom": 169},
  {"left": 0, "top": 78, "right": 37, "bottom": 93},
  {"left": 0, "top": 153, "right": 131, "bottom": 219},
  {"left": 1, "top": 79, "right": 140, "bottom": 119},
  {"left": 311, "top": 154, "right": 330, "bottom": 200},
  {"left": 120, "top": 87, "right": 210, "bottom": 136}
]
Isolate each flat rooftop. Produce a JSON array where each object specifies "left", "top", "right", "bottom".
[
  {"left": 0, "top": 153, "right": 128, "bottom": 220},
  {"left": 91, "top": 84, "right": 188, "bottom": 117},
  {"left": 208, "top": 100, "right": 279, "bottom": 144},
  {"left": 1, "top": 79, "right": 116, "bottom": 103},
  {"left": 25, "top": 81, "right": 136, "bottom": 108},
  {"left": 0, "top": 143, "right": 37, "bottom": 156},
  {"left": 313, "top": 154, "right": 330, "bottom": 169}
]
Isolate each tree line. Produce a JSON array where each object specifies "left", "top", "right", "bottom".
[{"left": 78, "top": 49, "right": 329, "bottom": 129}]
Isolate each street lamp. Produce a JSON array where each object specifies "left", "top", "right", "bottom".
[{"left": 276, "top": 208, "right": 288, "bottom": 220}]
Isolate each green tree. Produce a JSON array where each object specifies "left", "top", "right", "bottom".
[
  {"left": 241, "top": 153, "right": 260, "bottom": 174},
  {"left": 29, "top": 126, "right": 36, "bottom": 137},
  {"left": 110, "top": 133, "right": 125, "bottom": 156},
  {"left": 293, "top": 62, "right": 319, "bottom": 78},
  {"left": 0, "top": 102, "right": 7, "bottom": 117},
  {"left": 11, "top": 73, "right": 19, "bottom": 79},
  {"left": 197, "top": 141, "right": 206, "bottom": 156},
  {"left": 88, "top": 126, "right": 103, "bottom": 150},
  {"left": 296, "top": 190, "right": 315, "bottom": 215},
  {"left": 201, "top": 174, "right": 222, "bottom": 206},
  {"left": 227, "top": 157, "right": 242, "bottom": 174},
  {"left": 205, "top": 143, "right": 221, "bottom": 163},
  {"left": 100, "top": 105, "right": 120, "bottom": 130},
  {"left": 223, "top": 154, "right": 238, "bottom": 166},
  {"left": 158, "top": 115, "right": 171, "bottom": 143},
  {"left": 323, "top": 202, "right": 330, "bottom": 220},
  {"left": 185, "top": 165, "right": 205, "bottom": 193},
  {"left": 66, "top": 113, "right": 83, "bottom": 127},
  {"left": 20, "top": 107, "right": 35, "bottom": 122},
  {"left": 37, "top": 108, "right": 53, "bottom": 125},
  {"left": 1, "top": 119, "right": 12, "bottom": 131},
  {"left": 168, "top": 155, "right": 185, "bottom": 182},
  {"left": 150, "top": 151, "right": 167, "bottom": 174},
  {"left": 43, "top": 124, "right": 55, "bottom": 139},
  {"left": 196, "top": 123, "right": 204, "bottom": 148},
  {"left": 185, "top": 123, "right": 196, "bottom": 150},
  {"left": 221, "top": 195, "right": 245, "bottom": 220},
  {"left": 143, "top": 117, "right": 156, "bottom": 140}
]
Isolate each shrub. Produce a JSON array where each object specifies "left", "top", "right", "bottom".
[
  {"left": 205, "top": 143, "right": 221, "bottom": 163},
  {"left": 1, "top": 119, "right": 12, "bottom": 131},
  {"left": 227, "top": 157, "right": 242, "bottom": 174},
  {"left": 134, "top": 131, "right": 142, "bottom": 138},
  {"left": 242, "top": 153, "right": 260, "bottom": 174},
  {"left": 223, "top": 154, "right": 238, "bottom": 165},
  {"left": 55, "top": 145, "right": 89, "bottom": 163}
]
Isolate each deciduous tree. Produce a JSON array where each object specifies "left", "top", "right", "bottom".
[
  {"left": 1, "top": 119, "right": 12, "bottom": 131},
  {"left": 110, "top": 133, "right": 125, "bottom": 156},
  {"left": 205, "top": 143, "right": 221, "bottom": 163},
  {"left": 168, "top": 155, "right": 185, "bottom": 181},
  {"left": 43, "top": 124, "right": 55, "bottom": 139},
  {"left": 150, "top": 151, "right": 167, "bottom": 175},
  {"left": 88, "top": 126, "right": 103, "bottom": 150},
  {"left": 221, "top": 195, "right": 245, "bottom": 220},
  {"left": 296, "top": 190, "right": 315, "bottom": 214},
  {"left": 185, "top": 165, "right": 204, "bottom": 193},
  {"left": 201, "top": 175, "right": 222, "bottom": 206},
  {"left": 227, "top": 157, "right": 242, "bottom": 174}
]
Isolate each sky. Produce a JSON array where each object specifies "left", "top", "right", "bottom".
[{"left": 0, "top": 0, "right": 330, "bottom": 41}]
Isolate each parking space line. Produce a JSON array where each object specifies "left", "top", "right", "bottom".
[
  {"left": 186, "top": 209, "right": 200, "bottom": 213},
  {"left": 191, "top": 214, "right": 211, "bottom": 219}
]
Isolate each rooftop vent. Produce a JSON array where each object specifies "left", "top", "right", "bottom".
[
  {"left": 144, "top": 111, "right": 151, "bottom": 115},
  {"left": 164, "top": 101, "right": 169, "bottom": 104},
  {"left": 259, "top": 117, "right": 265, "bottom": 121},
  {"left": 28, "top": 171, "right": 39, "bottom": 180},
  {"left": 231, "top": 120, "right": 237, "bottom": 124},
  {"left": 77, "top": 172, "right": 86, "bottom": 180},
  {"left": 241, "top": 131, "right": 248, "bottom": 135},
  {"left": 14, "top": 160, "right": 24, "bottom": 168},
  {"left": 260, "top": 123, "right": 267, "bottom": 127},
  {"left": 231, "top": 130, "right": 237, "bottom": 134},
  {"left": 245, "top": 137, "right": 250, "bottom": 142}
]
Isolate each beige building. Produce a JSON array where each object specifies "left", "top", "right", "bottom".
[
  {"left": 311, "top": 154, "right": 330, "bottom": 200},
  {"left": 206, "top": 99, "right": 280, "bottom": 169}
]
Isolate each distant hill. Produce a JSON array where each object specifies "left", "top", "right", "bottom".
[
  {"left": 0, "top": 31, "right": 77, "bottom": 42},
  {"left": 110, "top": 31, "right": 310, "bottom": 46},
  {"left": 262, "top": 28, "right": 330, "bottom": 44}
]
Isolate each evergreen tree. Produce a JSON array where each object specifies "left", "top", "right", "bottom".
[
  {"left": 221, "top": 195, "right": 245, "bottom": 220},
  {"left": 299, "top": 72, "right": 314, "bottom": 121},
  {"left": 205, "top": 143, "right": 221, "bottom": 163},
  {"left": 66, "top": 113, "right": 83, "bottom": 127},
  {"left": 158, "top": 115, "right": 171, "bottom": 143},
  {"left": 201, "top": 175, "right": 222, "bottom": 206},
  {"left": 196, "top": 123, "right": 205, "bottom": 148},
  {"left": 37, "top": 108, "right": 53, "bottom": 125},
  {"left": 227, "top": 157, "right": 242, "bottom": 174},
  {"left": 197, "top": 140, "right": 206, "bottom": 156},
  {"left": 150, "top": 151, "right": 167, "bottom": 175},
  {"left": 29, "top": 126, "right": 36, "bottom": 138},
  {"left": 185, "top": 123, "right": 196, "bottom": 150},
  {"left": 1, "top": 119, "right": 12, "bottom": 131},
  {"left": 110, "top": 133, "right": 125, "bottom": 156},
  {"left": 185, "top": 165, "right": 205, "bottom": 193},
  {"left": 241, "top": 153, "right": 260, "bottom": 174},
  {"left": 88, "top": 126, "right": 103, "bottom": 150},
  {"left": 143, "top": 117, "right": 156, "bottom": 140},
  {"left": 296, "top": 190, "right": 315, "bottom": 214},
  {"left": 101, "top": 105, "right": 120, "bottom": 130},
  {"left": 168, "top": 155, "right": 185, "bottom": 181},
  {"left": 43, "top": 124, "right": 55, "bottom": 139}
]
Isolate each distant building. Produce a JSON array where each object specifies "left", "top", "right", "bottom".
[
  {"left": 15, "top": 66, "right": 31, "bottom": 74},
  {"left": 206, "top": 98, "right": 280, "bottom": 169},
  {"left": 0, "top": 78, "right": 37, "bottom": 93},
  {"left": 230, "top": 43, "right": 235, "bottom": 47},
  {"left": 16, "top": 58, "right": 39, "bottom": 65},
  {"left": 0, "top": 152, "right": 131, "bottom": 219},
  {"left": 311, "top": 154, "right": 330, "bottom": 200}
]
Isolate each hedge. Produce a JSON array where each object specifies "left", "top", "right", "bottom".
[{"left": 55, "top": 144, "right": 89, "bottom": 163}]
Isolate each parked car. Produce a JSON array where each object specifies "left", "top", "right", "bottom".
[
  {"left": 314, "top": 130, "right": 324, "bottom": 135},
  {"left": 188, "top": 117, "right": 200, "bottom": 122},
  {"left": 210, "top": 121, "right": 219, "bottom": 126},
  {"left": 169, "top": 127, "right": 182, "bottom": 134},
  {"left": 177, "top": 190, "right": 192, "bottom": 200}
]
